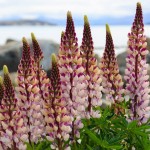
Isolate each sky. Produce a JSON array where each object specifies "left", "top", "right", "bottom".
[{"left": 0, "top": 0, "right": 150, "bottom": 25}]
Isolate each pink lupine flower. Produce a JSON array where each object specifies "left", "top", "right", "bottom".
[
  {"left": 44, "top": 54, "right": 71, "bottom": 150},
  {"left": 0, "top": 66, "right": 25, "bottom": 150},
  {"left": 16, "top": 38, "right": 44, "bottom": 144},
  {"left": 31, "top": 33, "right": 50, "bottom": 119},
  {"left": 31, "top": 32, "right": 50, "bottom": 100},
  {"left": 80, "top": 15, "right": 102, "bottom": 118},
  {"left": 59, "top": 11, "right": 88, "bottom": 140},
  {"left": 124, "top": 3, "right": 150, "bottom": 123},
  {"left": 100, "top": 24, "right": 124, "bottom": 114},
  {"left": 31, "top": 33, "right": 44, "bottom": 63}
]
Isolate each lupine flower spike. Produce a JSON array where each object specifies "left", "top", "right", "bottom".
[
  {"left": 31, "top": 33, "right": 50, "bottom": 99},
  {"left": 31, "top": 33, "right": 50, "bottom": 123},
  {"left": 0, "top": 66, "right": 25, "bottom": 150},
  {"left": 16, "top": 38, "right": 44, "bottom": 144},
  {"left": 59, "top": 11, "right": 88, "bottom": 140},
  {"left": 31, "top": 33, "right": 44, "bottom": 63},
  {"left": 80, "top": 15, "right": 102, "bottom": 118},
  {"left": 44, "top": 54, "right": 71, "bottom": 150},
  {"left": 124, "top": 3, "right": 150, "bottom": 123},
  {"left": 100, "top": 24, "right": 124, "bottom": 114}
]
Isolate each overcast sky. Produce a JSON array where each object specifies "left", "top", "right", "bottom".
[{"left": 0, "top": 0, "right": 149, "bottom": 20}]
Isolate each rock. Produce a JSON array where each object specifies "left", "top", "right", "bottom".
[
  {"left": 0, "top": 41, "right": 22, "bottom": 72},
  {"left": 95, "top": 53, "right": 101, "bottom": 63},
  {"left": 0, "top": 39, "right": 59, "bottom": 73},
  {"left": 5, "top": 39, "right": 18, "bottom": 44},
  {"left": 146, "top": 37, "right": 150, "bottom": 51},
  {"left": 117, "top": 51, "right": 127, "bottom": 77}
]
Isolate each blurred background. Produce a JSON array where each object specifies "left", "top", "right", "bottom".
[{"left": 0, "top": 0, "right": 150, "bottom": 78}]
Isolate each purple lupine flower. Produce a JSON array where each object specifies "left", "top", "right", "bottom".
[
  {"left": 44, "top": 54, "right": 71, "bottom": 150},
  {"left": 16, "top": 38, "right": 44, "bottom": 144},
  {"left": 0, "top": 66, "right": 25, "bottom": 150},
  {"left": 31, "top": 33, "right": 50, "bottom": 123},
  {"left": 31, "top": 33, "right": 44, "bottom": 63},
  {"left": 124, "top": 3, "right": 150, "bottom": 123},
  {"left": 80, "top": 16, "right": 102, "bottom": 118},
  {"left": 59, "top": 11, "right": 88, "bottom": 140},
  {"left": 100, "top": 24, "right": 124, "bottom": 113},
  {"left": 31, "top": 32, "right": 50, "bottom": 102}
]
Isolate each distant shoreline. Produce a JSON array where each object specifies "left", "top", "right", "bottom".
[{"left": 0, "top": 20, "right": 56, "bottom": 26}]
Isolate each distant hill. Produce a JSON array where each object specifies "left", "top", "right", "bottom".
[
  {"left": 0, "top": 12, "right": 150, "bottom": 26},
  {"left": 0, "top": 19, "right": 56, "bottom": 26}
]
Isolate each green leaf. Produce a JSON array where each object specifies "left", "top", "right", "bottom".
[
  {"left": 86, "top": 145, "right": 93, "bottom": 150},
  {"left": 127, "top": 120, "right": 138, "bottom": 129},
  {"left": 107, "top": 145, "right": 122, "bottom": 149},
  {"left": 137, "top": 125, "right": 150, "bottom": 130},
  {"left": 36, "top": 142, "right": 50, "bottom": 150},
  {"left": 26, "top": 142, "right": 34, "bottom": 150},
  {"left": 133, "top": 130, "right": 148, "bottom": 137},
  {"left": 85, "top": 129, "right": 102, "bottom": 145},
  {"left": 108, "top": 135, "right": 122, "bottom": 144}
]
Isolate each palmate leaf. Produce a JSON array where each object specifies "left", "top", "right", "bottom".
[
  {"left": 90, "top": 107, "right": 114, "bottom": 130},
  {"left": 107, "top": 135, "right": 123, "bottom": 145},
  {"left": 121, "top": 120, "right": 150, "bottom": 149},
  {"left": 85, "top": 129, "right": 122, "bottom": 149},
  {"left": 135, "top": 135, "right": 150, "bottom": 150},
  {"left": 133, "top": 130, "right": 148, "bottom": 137},
  {"left": 127, "top": 120, "right": 138, "bottom": 129},
  {"left": 127, "top": 120, "right": 150, "bottom": 138},
  {"left": 85, "top": 129, "right": 102, "bottom": 145},
  {"left": 138, "top": 125, "right": 150, "bottom": 130},
  {"left": 111, "top": 117, "right": 127, "bottom": 129}
]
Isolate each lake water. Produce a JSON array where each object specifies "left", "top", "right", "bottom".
[{"left": 0, "top": 25, "right": 150, "bottom": 56}]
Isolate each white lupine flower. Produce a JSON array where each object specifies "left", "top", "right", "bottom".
[
  {"left": 100, "top": 24, "right": 124, "bottom": 114},
  {"left": 58, "top": 12, "right": 88, "bottom": 143},
  {"left": 125, "top": 3, "right": 150, "bottom": 123}
]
